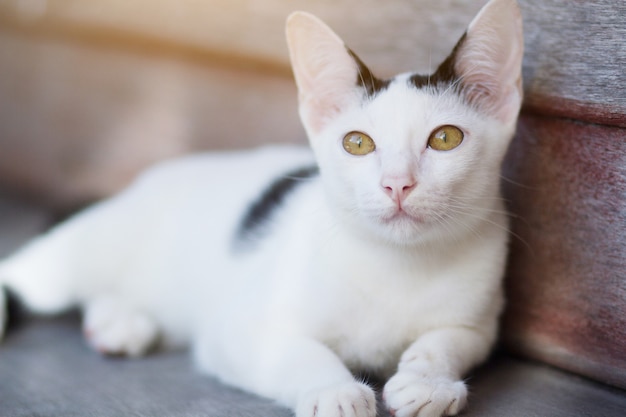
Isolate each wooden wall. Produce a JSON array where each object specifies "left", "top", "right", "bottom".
[{"left": 500, "top": 0, "right": 626, "bottom": 389}]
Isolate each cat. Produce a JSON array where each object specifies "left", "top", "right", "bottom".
[{"left": 0, "top": 0, "right": 523, "bottom": 416}]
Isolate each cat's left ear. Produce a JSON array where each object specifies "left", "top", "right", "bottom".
[
  {"left": 286, "top": 12, "right": 375, "bottom": 134},
  {"left": 452, "top": 0, "right": 524, "bottom": 124}
]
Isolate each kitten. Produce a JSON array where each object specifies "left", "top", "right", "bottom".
[{"left": 0, "top": 0, "right": 523, "bottom": 416}]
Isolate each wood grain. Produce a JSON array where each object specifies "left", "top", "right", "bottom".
[
  {"left": 502, "top": 114, "right": 626, "bottom": 388},
  {"left": 520, "top": 0, "right": 626, "bottom": 127},
  {"left": 500, "top": 0, "right": 626, "bottom": 389}
]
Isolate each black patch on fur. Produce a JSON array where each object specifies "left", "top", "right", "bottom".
[
  {"left": 347, "top": 48, "right": 391, "bottom": 97},
  {"left": 409, "top": 32, "right": 467, "bottom": 90},
  {"left": 2, "top": 286, "right": 29, "bottom": 333},
  {"left": 234, "top": 165, "right": 319, "bottom": 250}
]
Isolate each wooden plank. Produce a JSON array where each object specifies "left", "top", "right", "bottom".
[
  {"left": 520, "top": 0, "right": 626, "bottom": 126},
  {"left": 2, "top": 313, "right": 625, "bottom": 416},
  {"left": 502, "top": 113, "right": 626, "bottom": 389}
]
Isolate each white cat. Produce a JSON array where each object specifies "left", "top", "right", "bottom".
[{"left": 0, "top": 0, "right": 523, "bottom": 416}]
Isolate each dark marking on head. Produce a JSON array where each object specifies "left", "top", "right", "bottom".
[
  {"left": 347, "top": 48, "right": 390, "bottom": 97},
  {"left": 234, "top": 165, "right": 319, "bottom": 251},
  {"left": 410, "top": 32, "right": 467, "bottom": 91}
]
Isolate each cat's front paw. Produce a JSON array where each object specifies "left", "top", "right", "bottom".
[
  {"left": 383, "top": 371, "right": 467, "bottom": 417},
  {"left": 296, "top": 381, "right": 376, "bottom": 417},
  {"left": 82, "top": 296, "right": 159, "bottom": 357}
]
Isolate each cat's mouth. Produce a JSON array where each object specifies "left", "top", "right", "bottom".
[{"left": 380, "top": 208, "right": 425, "bottom": 225}]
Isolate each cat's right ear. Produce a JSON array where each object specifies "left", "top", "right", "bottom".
[
  {"left": 452, "top": 0, "right": 524, "bottom": 125},
  {"left": 286, "top": 12, "right": 363, "bottom": 134}
]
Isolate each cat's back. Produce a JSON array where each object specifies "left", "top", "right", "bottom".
[
  {"left": 126, "top": 145, "right": 315, "bottom": 217},
  {"left": 123, "top": 144, "right": 317, "bottom": 254},
  {"left": 138, "top": 145, "right": 314, "bottom": 195}
]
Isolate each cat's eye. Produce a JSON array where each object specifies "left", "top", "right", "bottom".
[
  {"left": 427, "top": 125, "right": 464, "bottom": 151},
  {"left": 342, "top": 131, "right": 376, "bottom": 156}
]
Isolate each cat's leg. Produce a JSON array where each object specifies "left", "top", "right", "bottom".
[
  {"left": 383, "top": 327, "right": 493, "bottom": 417},
  {"left": 281, "top": 340, "right": 376, "bottom": 417},
  {"left": 195, "top": 336, "right": 377, "bottom": 417},
  {"left": 0, "top": 175, "right": 165, "bottom": 340},
  {"left": 82, "top": 295, "right": 159, "bottom": 357}
]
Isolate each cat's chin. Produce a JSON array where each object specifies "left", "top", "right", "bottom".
[
  {"left": 360, "top": 209, "right": 435, "bottom": 247},
  {"left": 360, "top": 204, "right": 465, "bottom": 247}
]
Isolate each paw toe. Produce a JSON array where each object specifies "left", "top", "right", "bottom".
[
  {"left": 384, "top": 372, "right": 468, "bottom": 417},
  {"left": 297, "top": 381, "right": 376, "bottom": 417}
]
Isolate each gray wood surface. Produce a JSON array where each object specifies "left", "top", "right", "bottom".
[
  {"left": 520, "top": 0, "right": 626, "bottom": 126},
  {"left": 2, "top": 314, "right": 625, "bottom": 417}
]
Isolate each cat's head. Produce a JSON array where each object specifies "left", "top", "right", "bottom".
[{"left": 286, "top": 0, "right": 523, "bottom": 246}]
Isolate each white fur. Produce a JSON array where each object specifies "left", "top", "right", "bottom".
[
  {"left": 0, "top": 1, "right": 523, "bottom": 416},
  {"left": 83, "top": 295, "right": 159, "bottom": 356}
]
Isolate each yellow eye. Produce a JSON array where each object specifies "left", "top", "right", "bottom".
[
  {"left": 427, "top": 125, "right": 464, "bottom": 151},
  {"left": 342, "top": 131, "right": 376, "bottom": 155}
]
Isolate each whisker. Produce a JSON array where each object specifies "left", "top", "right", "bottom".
[
  {"left": 426, "top": 48, "right": 433, "bottom": 89},
  {"left": 356, "top": 66, "right": 368, "bottom": 98},
  {"left": 443, "top": 205, "right": 533, "bottom": 254},
  {"left": 444, "top": 201, "right": 510, "bottom": 217},
  {"left": 499, "top": 174, "right": 539, "bottom": 190},
  {"left": 446, "top": 195, "right": 530, "bottom": 223},
  {"left": 369, "top": 67, "right": 376, "bottom": 97},
  {"left": 433, "top": 210, "right": 482, "bottom": 243}
]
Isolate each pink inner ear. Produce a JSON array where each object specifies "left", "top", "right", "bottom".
[
  {"left": 302, "top": 98, "right": 342, "bottom": 134},
  {"left": 298, "top": 55, "right": 361, "bottom": 134},
  {"left": 455, "top": 29, "right": 522, "bottom": 122},
  {"left": 458, "top": 58, "right": 501, "bottom": 109},
  {"left": 454, "top": 0, "right": 523, "bottom": 123},
  {"left": 286, "top": 12, "right": 363, "bottom": 134}
]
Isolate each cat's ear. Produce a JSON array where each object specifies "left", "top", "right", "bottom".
[
  {"left": 452, "top": 0, "right": 524, "bottom": 124},
  {"left": 286, "top": 12, "right": 375, "bottom": 134}
]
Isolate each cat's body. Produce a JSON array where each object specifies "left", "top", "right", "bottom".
[{"left": 0, "top": 1, "right": 523, "bottom": 416}]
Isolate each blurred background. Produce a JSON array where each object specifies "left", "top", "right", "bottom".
[{"left": 0, "top": 0, "right": 483, "bottom": 210}]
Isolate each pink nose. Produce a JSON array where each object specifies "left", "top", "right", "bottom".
[{"left": 381, "top": 176, "right": 416, "bottom": 204}]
